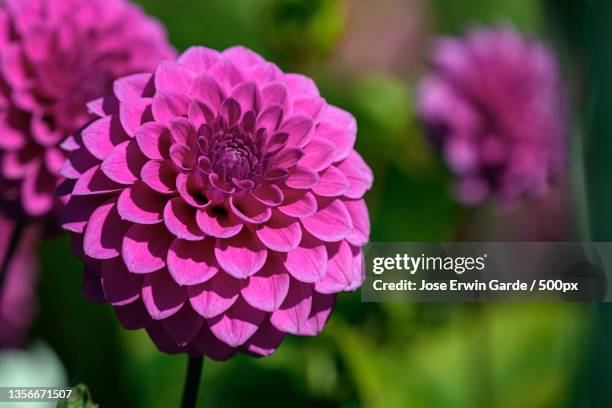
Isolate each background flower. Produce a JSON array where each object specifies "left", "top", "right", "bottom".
[
  {"left": 417, "top": 27, "right": 566, "bottom": 207},
  {"left": 61, "top": 45, "right": 373, "bottom": 358},
  {"left": 0, "top": 215, "right": 41, "bottom": 349},
  {"left": 0, "top": 0, "right": 175, "bottom": 221}
]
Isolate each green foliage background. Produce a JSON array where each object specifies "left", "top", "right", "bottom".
[{"left": 25, "top": 0, "right": 602, "bottom": 406}]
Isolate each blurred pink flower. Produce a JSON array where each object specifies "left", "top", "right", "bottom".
[
  {"left": 0, "top": 0, "right": 175, "bottom": 220},
  {"left": 60, "top": 46, "right": 373, "bottom": 358},
  {"left": 417, "top": 27, "right": 566, "bottom": 207},
  {"left": 0, "top": 216, "right": 41, "bottom": 349}
]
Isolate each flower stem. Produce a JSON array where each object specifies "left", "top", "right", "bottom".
[
  {"left": 0, "top": 220, "right": 23, "bottom": 300},
  {"left": 181, "top": 356, "right": 203, "bottom": 408}
]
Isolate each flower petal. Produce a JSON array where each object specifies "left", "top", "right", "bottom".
[
  {"left": 164, "top": 198, "right": 205, "bottom": 241},
  {"left": 167, "top": 238, "right": 218, "bottom": 286},
  {"left": 117, "top": 182, "right": 165, "bottom": 224},
  {"left": 190, "top": 73, "right": 225, "bottom": 113},
  {"left": 155, "top": 61, "right": 196, "bottom": 92},
  {"left": 207, "top": 297, "right": 265, "bottom": 347},
  {"left": 101, "top": 257, "right": 142, "bottom": 306},
  {"left": 122, "top": 223, "right": 173, "bottom": 273},
  {"left": 83, "top": 199, "right": 129, "bottom": 259},
  {"left": 243, "top": 319, "right": 286, "bottom": 357},
  {"left": 230, "top": 80, "right": 262, "bottom": 113},
  {"left": 270, "top": 278, "right": 312, "bottom": 335},
  {"left": 196, "top": 204, "right": 243, "bottom": 238},
  {"left": 301, "top": 199, "right": 352, "bottom": 242},
  {"left": 337, "top": 151, "right": 373, "bottom": 199},
  {"left": 142, "top": 270, "right": 187, "bottom": 319},
  {"left": 280, "top": 115, "right": 314, "bottom": 147},
  {"left": 299, "top": 137, "right": 336, "bottom": 172},
  {"left": 101, "top": 140, "right": 147, "bottom": 185},
  {"left": 256, "top": 211, "right": 302, "bottom": 252},
  {"left": 152, "top": 90, "right": 190, "bottom": 125},
  {"left": 178, "top": 46, "right": 221, "bottom": 72},
  {"left": 188, "top": 271, "right": 241, "bottom": 318},
  {"left": 300, "top": 292, "right": 335, "bottom": 336},
  {"left": 314, "top": 240, "right": 353, "bottom": 294},
  {"left": 241, "top": 253, "right": 290, "bottom": 312},
  {"left": 135, "top": 122, "right": 171, "bottom": 160},
  {"left": 114, "top": 73, "right": 155, "bottom": 101},
  {"left": 343, "top": 199, "right": 370, "bottom": 246},
  {"left": 160, "top": 304, "right": 204, "bottom": 347},
  {"left": 214, "top": 229, "right": 267, "bottom": 279},
  {"left": 114, "top": 299, "right": 152, "bottom": 330},
  {"left": 120, "top": 98, "right": 153, "bottom": 136},
  {"left": 312, "top": 166, "right": 349, "bottom": 197},
  {"left": 278, "top": 190, "right": 317, "bottom": 218},
  {"left": 141, "top": 160, "right": 178, "bottom": 194},
  {"left": 284, "top": 166, "right": 319, "bottom": 189},
  {"left": 283, "top": 232, "right": 327, "bottom": 283},
  {"left": 82, "top": 115, "right": 128, "bottom": 160}
]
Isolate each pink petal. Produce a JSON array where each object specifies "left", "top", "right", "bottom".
[
  {"left": 318, "top": 106, "right": 357, "bottom": 162},
  {"left": 167, "top": 238, "right": 218, "bottom": 286},
  {"left": 188, "top": 100, "right": 215, "bottom": 127},
  {"left": 160, "top": 304, "right": 204, "bottom": 347},
  {"left": 214, "top": 229, "right": 267, "bottom": 279},
  {"left": 312, "top": 166, "right": 349, "bottom": 197},
  {"left": 142, "top": 270, "right": 187, "bottom": 319},
  {"left": 100, "top": 257, "right": 142, "bottom": 306},
  {"left": 168, "top": 117, "right": 196, "bottom": 146},
  {"left": 114, "top": 299, "right": 151, "bottom": 330},
  {"left": 155, "top": 61, "right": 196, "bottom": 92},
  {"left": 243, "top": 319, "right": 286, "bottom": 357},
  {"left": 169, "top": 143, "right": 195, "bottom": 170},
  {"left": 229, "top": 195, "right": 272, "bottom": 224},
  {"left": 347, "top": 246, "right": 366, "bottom": 291},
  {"left": 196, "top": 205, "right": 243, "bottom": 238},
  {"left": 301, "top": 292, "right": 335, "bottom": 336},
  {"left": 220, "top": 97, "right": 241, "bottom": 127},
  {"left": 82, "top": 116, "right": 128, "bottom": 160},
  {"left": 176, "top": 172, "right": 210, "bottom": 208},
  {"left": 61, "top": 195, "right": 103, "bottom": 233},
  {"left": 60, "top": 147, "right": 97, "bottom": 180},
  {"left": 314, "top": 240, "right": 353, "bottom": 294},
  {"left": 285, "top": 166, "right": 319, "bottom": 189},
  {"left": 251, "top": 184, "right": 283, "bottom": 207},
  {"left": 241, "top": 253, "right": 290, "bottom": 312},
  {"left": 122, "top": 223, "right": 173, "bottom": 273},
  {"left": 292, "top": 95, "right": 326, "bottom": 124},
  {"left": 262, "top": 82, "right": 290, "bottom": 113},
  {"left": 178, "top": 46, "right": 221, "bottom": 72},
  {"left": 283, "top": 232, "right": 327, "bottom": 283},
  {"left": 117, "top": 182, "right": 165, "bottom": 224},
  {"left": 300, "top": 137, "right": 336, "bottom": 172},
  {"left": 146, "top": 321, "right": 187, "bottom": 354},
  {"left": 135, "top": 122, "right": 171, "bottom": 160},
  {"left": 278, "top": 190, "right": 317, "bottom": 218},
  {"left": 72, "top": 166, "right": 123, "bottom": 196},
  {"left": 256, "top": 211, "right": 302, "bottom": 252},
  {"left": 208, "top": 58, "right": 244, "bottom": 90},
  {"left": 301, "top": 199, "right": 352, "bottom": 242},
  {"left": 114, "top": 73, "right": 154, "bottom": 102},
  {"left": 119, "top": 98, "right": 153, "bottom": 137},
  {"left": 284, "top": 73, "right": 320, "bottom": 96},
  {"left": 164, "top": 198, "right": 205, "bottom": 241},
  {"left": 83, "top": 199, "right": 129, "bottom": 259},
  {"left": 21, "top": 167, "right": 55, "bottom": 216},
  {"left": 256, "top": 105, "right": 284, "bottom": 134},
  {"left": 230, "top": 80, "right": 262, "bottom": 113},
  {"left": 190, "top": 73, "right": 225, "bottom": 113},
  {"left": 188, "top": 271, "right": 241, "bottom": 318},
  {"left": 223, "top": 46, "right": 265, "bottom": 68},
  {"left": 101, "top": 140, "right": 146, "bottom": 185},
  {"left": 270, "top": 278, "right": 313, "bottom": 335},
  {"left": 337, "top": 151, "right": 373, "bottom": 199},
  {"left": 152, "top": 90, "right": 190, "bottom": 125},
  {"left": 207, "top": 297, "right": 265, "bottom": 347},
  {"left": 192, "top": 324, "right": 237, "bottom": 361},
  {"left": 343, "top": 199, "right": 370, "bottom": 246},
  {"left": 274, "top": 147, "right": 304, "bottom": 169},
  {"left": 280, "top": 115, "right": 314, "bottom": 147},
  {"left": 141, "top": 160, "right": 178, "bottom": 194}
]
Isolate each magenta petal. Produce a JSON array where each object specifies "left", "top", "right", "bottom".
[
  {"left": 167, "top": 238, "right": 218, "bottom": 286},
  {"left": 300, "top": 137, "right": 336, "bottom": 172},
  {"left": 176, "top": 172, "right": 210, "bottom": 208},
  {"left": 229, "top": 195, "right": 272, "bottom": 224},
  {"left": 208, "top": 58, "right": 244, "bottom": 90},
  {"left": 285, "top": 73, "right": 320, "bottom": 96},
  {"left": 114, "top": 299, "right": 152, "bottom": 330},
  {"left": 152, "top": 90, "right": 190, "bottom": 125},
  {"left": 160, "top": 304, "right": 204, "bottom": 347},
  {"left": 135, "top": 122, "right": 171, "bottom": 160},
  {"left": 190, "top": 73, "right": 225, "bottom": 113},
  {"left": 230, "top": 80, "right": 262, "bottom": 113},
  {"left": 155, "top": 61, "right": 196, "bottom": 92},
  {"left": 220, "top": 98, "right": 241, "bottom": 127},
  {"left": 168, "top": 117, "right": 196, "bottom": 146},
  {"left": 280, "top": 115, "right": 314, "bottom": 148},
  {"left": 285, "top": 166, "right": 319, "bottom": 189},
  {"left": 243, "top": 319, "right": 286, "bottom": 357},
  {"left": 337, "top": 151, "right": 373, "bottom": 199},
  {"left": 117, "top": 182, "right": 165, "bottom": 224},
  {"left": 214, "top": 229, "right": 267, "bottom": 279},
  {"left": 256, "top": 211, "right": 302, "bottom": 252},
  {"left": 270, "top": 278, "right": 312, "bottom": 335},
  {"left": 164, "top": 198, "right": 205, "bottom": 241},
  {"left": 301, "top": 199, "right": 352, "bottom": 242},
  {"left": 283, "top": 232, "right": 327, "bottom": 283},
  {"left": 312, "top": 166, "right": 349, "bottom": 197},
  {"left": 169, "top": 143, "right": 195, "bottom": 170},
  {"left": 241, "top": 253, "right": 290, "bottom": 312},
  {"left": 122, "top": 223, "right": 173, "bottom": 273},
  {"left": 318, "top": 106, "right": 357, "bottom": 162},
  {"left": 262, "top": 82, "right": 290, "bottom": 113},
  {"left": 224, "top": 46, "right": 266, "bottom": 68},
  {"left": 82, "top": 116, "right": 128, "bottom": 160},
  {"left": 343, "top": 199, "right": 370, "bottom": 246},
  {"left": 72, "top": 166, "right": 123, "bottom": 196},
  {"left": 207, "top": 297, "right": 265, "bottom": 347},
  {"left": 82, "top": 268, "right": 105, "bottom": 304},
  {"left": 100, "top": 258, "right": 142, "bottom": 306},
  {"left": 314, "top": 240, "right": 353, "bottom": 293},
  {"left": 188, "top": 271, "right": 241, "bottom": 318},
  {"left": 142, "top": 270, "right": 187, "bottom": 319},
  {"left": 188, "top": 100, "right": 215, "bottom": 126},
  {"left": 256, "top": 105, "right": 284, "bottom": 134},
  {"left": 119, "top": 98, "right": 153, "bottom": 137},
  {"left": 278, "top": 190, "right": 317, "bottom": 218},
  {"left": 178, "top": 46, "right": 221, "bottom": 72},
  {"left": 84, "top": 199, "right": 129, "bottom": 259},
  {"left": 347, "top": 245, "right": 366, "bottom": 291},
  {"left": 265, "top": 132, "right": 289, "bottom": 154},
  {"left": 61, "top": 195, "right": 103, "bottom": 233},
  {"left": 292, "top": 95, "right": 326, "bottom": 124},
  {"left": 21, "top": 167, "right": 55, "bottom": 216},
  {"left": 196, "top": 205, "right": 243, "bottom": 238},
  {"left": 141, "top": 160, "right": 178, "bottom": 194},
  {"left": 274, "top": 147, "right": 304, "bottom": 169},
  {"left": 301, "top": 292, "right": 335, "bottom": 336},
  {"left": 251, "top": 184, "right": 283, "bottom": 207},
  {"left": 101, "top": 140, "right": 147, "bottom": 185},
  {"left": 192, "top": 324, "right": 237, "bottom": 361},
  {"left": 114, "top": 73, "right": 154, "bottom": 102}
]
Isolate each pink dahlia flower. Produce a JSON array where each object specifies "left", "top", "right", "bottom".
[
  {"left": 0, "top": 0, "right": 175, "bottom": 220},
  {"left": 417, "top": 27, "right": 566, "bottom": 206},
  {"left": 60, "top": 46, "right": 373, "bottom": 358},
  {"left": 0, "top": 215, "right": 41, "bottom": 348}
]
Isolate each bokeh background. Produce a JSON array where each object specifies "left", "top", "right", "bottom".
[{"left": 9, "top": 0, "right": 612, "bottom": 406}]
